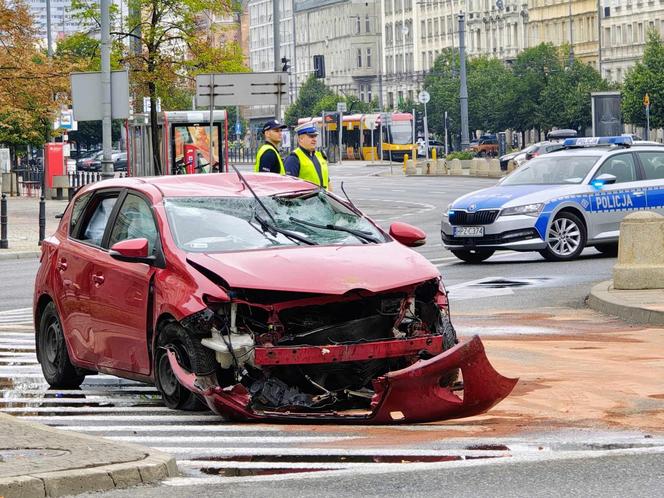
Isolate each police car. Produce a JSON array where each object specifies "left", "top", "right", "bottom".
[{"left": 441, "top": 136, "right": 664, "bottom": 263}]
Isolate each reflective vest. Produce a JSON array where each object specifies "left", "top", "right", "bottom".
[
  {"left": 294, "top": 147, "right": 329, "bottom": 189},
  {"left": 254, "top": 144, "right": 285, "bottom": 174}
]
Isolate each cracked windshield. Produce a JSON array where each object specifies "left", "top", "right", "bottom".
[{"left": 165, "top": 191, "right": 385, "bottom": 252}]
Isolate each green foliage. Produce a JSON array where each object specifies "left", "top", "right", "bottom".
[
  {"left": 424, "top": 49, "right": 461, "bottom": 137},
  {"left": 284, "top": 75, "right": 336, "bottom": 125},
  {"left": 55, "top": 32, "right": 124, "bottom": 71},
  {"left": 446, "top": 151, "right": 474, "bottom": 160},
  {"left": 622, "top": 30, "right": 664, "bottom": 128}
]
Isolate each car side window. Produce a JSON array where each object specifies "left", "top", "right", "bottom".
[
  {"left": 69, "top": 192, "right": 92, "bottom": 236},
  {"left": 108, "top": 194, "right": 158, "bottom": 254},
  {"left": 75, "top": 195, "right": 119, "bottom": 246},
  {"left": 594, "top": 154, "right": 637, "bottom": 184},
  {"left": 636, "top": 151, "right": 664, "bottom": 180}
]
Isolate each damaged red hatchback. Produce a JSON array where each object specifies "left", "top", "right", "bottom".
[{"left": 34, "top": 172, "right": 516, "bottom": 423}]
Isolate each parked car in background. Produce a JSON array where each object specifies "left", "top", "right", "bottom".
[
  {"left": 471, "top": 136, "right": 499, "bottom": 157},
  {"left": 77, "top": 151, "right": 103, "bottom": 171},
  {"left": 34, "top": 172, "right": 515, "bottom": 423},
  {"left": 87, "top": 151, "right": 124, "bottom": 172},
  {"left": 417, "top": 139, "right": 445, "bottom": 158},
  {"left": 113, "top": 152, "right": 127, "bottom": 172},
  {"left": 513, "top": 141, "right": 565, "bottom": 168}
]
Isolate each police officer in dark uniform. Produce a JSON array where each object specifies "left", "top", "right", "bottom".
[
  {"left": 254, "top": 120, "right": 288, "bottom": 174},
  {"left": 284, "top": 122, "right": 330, "bottom": 189}
]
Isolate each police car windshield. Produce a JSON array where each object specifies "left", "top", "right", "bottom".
[{"left": 501, "top": 155, "right": 600, "bottom": 186}]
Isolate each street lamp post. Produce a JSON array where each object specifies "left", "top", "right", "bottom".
[{"left": 458, "top": 12, "right": 469, "bottom": 151}]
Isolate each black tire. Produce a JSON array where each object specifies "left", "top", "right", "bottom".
[
  {"left": 154, "top": 322, "right": 215, "bottom": 411},
  {"left": 595, "top": 243, "right": 619, "bottom": 257},
  {"left": 439, "top": 314, "right": 459, "bottom": 387},
  {"left": 36, "top": 302, "right": 85, "bottom": 389},
  {"left": 451, "top": 249, "right": 495, "bottom": 263},
  {"left": 539, "top": 212, "right": 586, "bottom": 262}
]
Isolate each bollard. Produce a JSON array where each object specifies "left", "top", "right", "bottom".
[
  {"left": 403, "top": 154, "right": 409, "bottom": 172},
  {"left": 1, "top": 193, "right": 7, "bottom": 249},
  {"left": 38, "top": 195, "right": 45, "bottom": 245},
  {"left": 432, "top": 148, "right": 437, "bottom": 161}
]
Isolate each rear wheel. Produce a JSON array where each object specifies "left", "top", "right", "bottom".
[
  {"left": 539, "top": 212, "right": 586, "bottom": 262},
  {"left": 451, "top": 249, "right": 495, "bottom": 264},
  {"left": 37, "top": 302, "right": 85, "bottom": 389},
  {"left": 154, "top": 322, "right": 215, "bottom": 411},
  {"left": 595, "top": 243, "right": 619, "bottom": 257}
]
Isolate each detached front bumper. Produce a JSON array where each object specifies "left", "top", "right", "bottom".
[{"left": 167, "top": 335, "right": 517, "bottom": 424}]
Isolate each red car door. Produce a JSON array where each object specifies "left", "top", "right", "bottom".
[
  {"left": 89, "top": 193, "right": 158, "bottom": 374},
  {"left": 52, "top": 193, "right": 120, "bottom": 366}
]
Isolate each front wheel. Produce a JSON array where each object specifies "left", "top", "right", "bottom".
[
  {"left": 451, "top": 249, "right": 495, "bottom": 264},
  {"left": 37, "top": 302, "right": 85, "bottom": 389},
  {"left": 539, "top": 212, "right": 586, "bottom": 261}
]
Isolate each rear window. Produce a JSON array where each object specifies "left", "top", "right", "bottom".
[{"left": 637, "top": 151, "right": 664, "bottom": 180}]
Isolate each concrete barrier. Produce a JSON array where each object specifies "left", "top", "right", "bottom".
[
  {"left": 477, "top": 159, "right": 490, "bottom": 177},
  {"left": 488, "top": 159, "right": 503, "bottom": 178},
  {"left": 613, "top": 211, "right": 664, "bottom": 290},
  {"left": 507, "top": 160, "right": 517, "bottom": 172},
  {"left": 449, "top": 158, "right": 463, "bottom": 175}
]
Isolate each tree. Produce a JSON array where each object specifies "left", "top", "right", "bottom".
[
  {"left": 539, "top": 60, "right": 610, "bottom": 133},
  {"left": 466, "top": 56, "right": 516, "bottom": 132},
  {"left": 73, "top": 0, "right": 243, "bottom": 174},
  {"left": 0, "top": 1, "right": 72, "bottom": 158},
  {"left": 511, "top": 43, "right": 563, "bottom": 136},
  {"left": 424, "top": 49, "right": 461, "bottom": 140},
  {"left": 284, "top": 75, "right": 336, "bottom": 125},
  {"left": 622, "top": 30, "right": 664, "bottom": 128}
]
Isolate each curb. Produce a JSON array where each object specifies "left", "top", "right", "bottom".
[
  {"left": 0, "top": 453, "right": 178, "bottom": 498},
  {"left": 586, "top": 280, "right": 664, "bottom": 326},
  {"left": 0, "top": 251, "right": 41, "bottom": 261}
]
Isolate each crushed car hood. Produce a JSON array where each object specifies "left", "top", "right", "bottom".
[{"left": 187, "top": 242, "right": 439, "bottom": 294}]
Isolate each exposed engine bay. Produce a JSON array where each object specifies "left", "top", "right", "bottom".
[{"left": 179, "top": 278, "right": 457, "bottom": 413}]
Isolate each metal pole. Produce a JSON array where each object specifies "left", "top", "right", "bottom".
[
  {"left": 273, "top": 0, "right": 281, "bottom": 119},
  {"left": 597, "top": 0, "right": 602, "bottom": 76},
  {"left": 338, "top": 110, "right": 343, "bottom": 165},
  {"left": 458, "top": 13, "right": 470, "bottom": 151},
  {"left": 100, "top": 0, "right": 113, "bottom": 180},
  {"left": 646, "top": 105, "right": 650, "bottom": 141},
  {"left": 0, "top": 194, "right": 7, "bottom": 249},
  {"left": 38, "top": 196, "right": 45, "bottom": 245},
  {"left": 46, "top": 0, "right": 53, "bottom": 57},
  {"left": 209, "top": 75, "right": 215, "bottom": 173},
  {"left": 444, "top": 110, "right": 449, "bottom": 156},
  {"left": 291, "top": 0, "right": 298, "bottom": 101},
  {"left": 568, "top": 0, "right": 574, "bottom": 66},
  {"left": 424, "top": 102, "right": 429, "bottom": 160}
]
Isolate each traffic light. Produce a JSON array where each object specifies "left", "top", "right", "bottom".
[
  {"left": 313, "top": 55, "right": 326, "bottom": 79},
  {"left": 281, "top": 57, "right": 291, "bottom": 72},
  {"left": 415, "top": 111, "right": 425, "bottom": 136}
]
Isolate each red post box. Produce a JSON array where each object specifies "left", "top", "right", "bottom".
[{"left": 44, "top": 143, "right": 65, "bottom": 188}]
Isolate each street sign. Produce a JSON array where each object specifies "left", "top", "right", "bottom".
[
  {"left": 71, "top": 70, "right": 130, "bottom": 121},
  {"left": 644, "top": 93, "right": 650, "bottom": 107},
  {"left": 418, "top": 90, "right": 430, "bottom": 105},
  {"left": 142, "top": 97, "right": 162, "bottom": 113},
  {"left": 54, "top": 109, "right": 77, "bottom": 131},
  {"left": 337, "top": 102, "right": 347, "bottom": 113},
  {"left": 235, "top": 122, "right": 242, "bottom": 135},
  {"left": 196, "top": 72, "right": 287, "bottom": 107}
]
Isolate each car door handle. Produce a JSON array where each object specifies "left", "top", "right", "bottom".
[
  {"left": 92, "top": 274, "right": 105, "bottom": 285},
  {"left": 56, "top": 260, "right": 68, "bottom": 271}
]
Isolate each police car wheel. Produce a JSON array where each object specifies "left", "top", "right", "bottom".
[
  {"left": 450, "top": 249, "right": 495, "bottom": 263},
  {"left": 539, "top": 212, "right": 586, "bottom": 261}
]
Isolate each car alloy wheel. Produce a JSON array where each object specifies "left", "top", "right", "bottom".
[
  {"left": 37, "top": 302, "right": 85, "bottom": 389},
  {"left": 540, "top": 212, "right": 586, "bottom": 261}
]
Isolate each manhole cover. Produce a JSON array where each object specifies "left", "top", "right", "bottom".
[
  {"left": 470, "top": 278, "right": 552, "bottom": 289},
  {"left": 0, "top": 448, "right": 70, "bottom": 462}
]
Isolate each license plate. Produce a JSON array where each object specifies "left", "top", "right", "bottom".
[{"left": 453, "top": 226, "right": 484, "bottom": 237}]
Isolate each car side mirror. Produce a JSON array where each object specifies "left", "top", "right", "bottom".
[
  {"left": 389, "top": 222, "right": 426, "bottom": 247},
  {"left": 591, "top": 173, "right": 617, "bottom": 189},
  {"left": 525, "top": 152, "right": 533, "bottom": 161},
  {"left": 109, "top": 238, "right": 156, "bottom": 265}
]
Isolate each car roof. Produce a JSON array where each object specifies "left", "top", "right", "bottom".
[
  {"left": 543, "top": 144, "right": 664, "bottom": 159},
  {"left": 80, "top": 172, "right": 319, "bottom": 198}
]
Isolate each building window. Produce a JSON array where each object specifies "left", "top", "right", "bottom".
[
  {"left": 356, "top": 16, "right": 361, "bottom": 35},
  {"left": 367, "top": 84, "right": 372, "bottom": 102},
  {"left": 357, "top": 48, "right": 362, "bottom": 68},
  {"left": 360, "top": 84, "right": 365, "bottom": 102},
  {"left": 367, "top": 48, "right": 372, "bottom": 68},
  {"left": 366, "top": 15, "right": 371, "bottom": 33}
]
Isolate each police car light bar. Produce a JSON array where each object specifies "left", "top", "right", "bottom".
[{"left": 562, "top": 136, "right": 633, "bottom": 147}]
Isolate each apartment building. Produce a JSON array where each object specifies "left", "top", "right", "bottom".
[
  {"left": 293, "top": 0, "right": 382, "bottom": 104},
  {"left": 466, "top": 1, "right": 529, "bottom": 62},
  {"left": 527, "top": 0, "right": 599, "bottom": 67},
  {"left": 600, "top": 0, "right": 664, "bottom": 83}
]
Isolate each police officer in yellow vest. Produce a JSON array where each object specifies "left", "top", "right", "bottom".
[
  {"left": 254, "top": 120, "right": 287, "bottom": 174},
  {"left": 284, "top": 122, "right": 329, "bottom": 189}
]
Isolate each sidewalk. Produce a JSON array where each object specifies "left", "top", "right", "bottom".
[
  {"left": 0, "top": 413, "right": 177, "bottom": 497},
  {"left": 0, "top": 196, "right": 68, "bottom": 260},
  {"left": 587, "top": 280, "right": 664, "bottom": 326}
]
